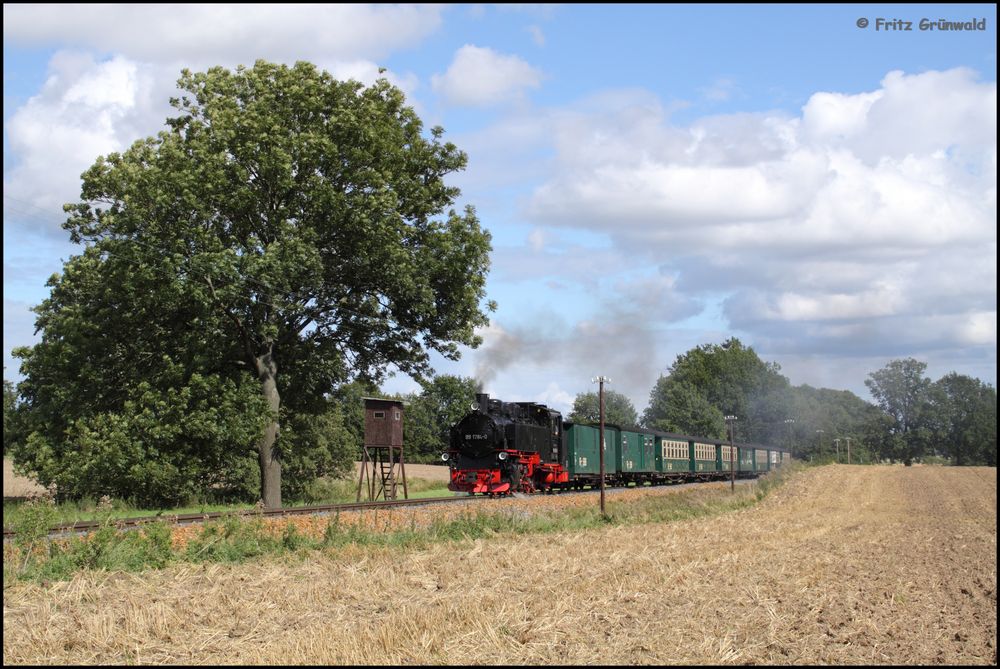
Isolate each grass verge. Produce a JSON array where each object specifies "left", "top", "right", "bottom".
[
  {"left": 3, "top": 464, "right": 800, "bottom": 585},
  {"left": 2, "top": 476, "right": 450, "bottom": 528}
]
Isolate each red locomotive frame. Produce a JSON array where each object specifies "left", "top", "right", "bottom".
[{"left": 447, "top": 450, "right": 569, "bottom": 496}]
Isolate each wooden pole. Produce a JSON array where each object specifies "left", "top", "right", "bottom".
[
  {"left": 592, "top": 375, "right": 610, "bottom": 519},
  {"left": 599, "top": 377, "right": 606, "bottom": 518}
]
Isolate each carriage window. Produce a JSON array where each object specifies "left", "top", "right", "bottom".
[
  {"left": 664, "top": 441, "right": 688, "bottom": 459},
  {"left": 374, "top": 411, "right": 386, "bottom": 420}
]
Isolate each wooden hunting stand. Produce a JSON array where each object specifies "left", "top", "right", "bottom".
[{"left": 356, "top": 397, "right": 408, "bottom": 502}]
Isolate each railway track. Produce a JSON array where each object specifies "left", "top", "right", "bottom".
[
  {"left": 5, "top": 477, "right": 758, "bottom": 542},
  {"left": 2, "top": 494, "right": 481, "bottom": 541}
]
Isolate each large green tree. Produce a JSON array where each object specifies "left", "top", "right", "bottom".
[
  {"left": 859, "top": 404, "right": 901, "bottom": 464},
  {"left": 14, "top": 61, "right": 493, "bottom": 507},
  {"left": 864, "top": 358, "right": 933, "bottom": 465},
  {"left": 639, "top": 379, "right": 724, "bottom": 438},
  {"left": 642, "top": 338, "right": 789, "bottom": 443},
  {"left": 13, "top": 244, "right": 274, "bottom": 505},
  {"left": 3, "top": 373, "right": 17, "bottom": 456},
  {"left": 568, "top": 389, "right": 639, "bottom": 427},
  {"left": 931, "top": 373, "right": 997, "bottom": 466}
]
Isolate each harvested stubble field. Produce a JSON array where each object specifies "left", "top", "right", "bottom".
[
  {"left": 354, "top": 461, "right": 451, "bottom": 483},
  {"left": 3, "top": 465, "right": 996, "bottom": 665},
  {"left": 3, "top": 457, "right": 46, "bottom": 497}
]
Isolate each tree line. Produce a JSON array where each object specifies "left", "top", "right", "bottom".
[{"left": 544, "top": 340, "right": 996, "bottom": 468}]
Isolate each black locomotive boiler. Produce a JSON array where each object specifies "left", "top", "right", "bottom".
[{"left": 443, "top": 393, "right": 568, "bottom": 494}]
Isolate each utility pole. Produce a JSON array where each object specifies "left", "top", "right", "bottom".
[
  {"left": 592, "top": 376, "right": 611, "bottom": 518},
  {"left": 834, "top": 438, "right": 841, "bottom": 464},
  {"left": 846, "top": 437, "right": 852, "bottom": 465},
  {"left": 725, "top": 415, "right": 738, "bottom": 492},
  {"left": 815, "top": 429, "right": 824, "bottom": 461}
]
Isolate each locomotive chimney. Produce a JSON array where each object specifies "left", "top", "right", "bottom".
[{"left": 475, "top": 393, "right": 489, "bottom": 412}]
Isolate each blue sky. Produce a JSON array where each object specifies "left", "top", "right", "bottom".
[{"left": 3, "top": 4, "right": 997, "bottom": 415}]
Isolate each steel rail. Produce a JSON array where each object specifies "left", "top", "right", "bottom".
[
  {"left": 3, "top": 494, "right": 477, "bottom": 540},
  {"left": 5, "top": 472, "right": 767, "bottom": 540}
]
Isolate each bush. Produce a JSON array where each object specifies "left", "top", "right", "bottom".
[{"left": 4, "top": 492, "right": 59, "bottom": 580}]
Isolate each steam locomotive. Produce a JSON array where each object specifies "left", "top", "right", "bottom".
[{"left": 442, "top": 393, "right": 790, "bottom": 495}]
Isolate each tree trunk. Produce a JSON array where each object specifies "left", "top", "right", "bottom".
[{"left": 255, "top": 351, "right": 282, "bottom": 509}]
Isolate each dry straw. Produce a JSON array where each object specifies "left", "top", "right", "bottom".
[{"left": 3, "top": 466, "right": 996, "bottom": 665}]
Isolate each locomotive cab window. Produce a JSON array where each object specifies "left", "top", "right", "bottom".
[
  {"left": 373, "top": 411, "right": 386, "bottom": 420},
  {"left": 394, "top": 411, "right": 401, "bottom": 421}
]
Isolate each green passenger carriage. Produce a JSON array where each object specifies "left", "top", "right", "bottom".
[
  {"left": 755, "top": 447, "right": 769, "bottom": 473},
  {"left": 614, "top": 428, "right": 656, "bottom": 482},
  {"left": 692, "top": 440, "right": 717, "bottom": 476},
  {"left": 655, "top": 434, "right": 693, "bottom": 478}
]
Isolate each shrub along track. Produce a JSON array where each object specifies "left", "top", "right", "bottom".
[
  {"left": 2, "top": 465, "right": 996, "bottom": 665},
  {"left": 3, "top": 495, "right": 474, "bottom": 543}
]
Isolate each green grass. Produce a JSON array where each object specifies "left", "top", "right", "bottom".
[
  {"left": 3, "top": 465, "right": 800, "bottom": 585},
  {"left": 2, "top": 476, "right": 451, "bottom": 528}
]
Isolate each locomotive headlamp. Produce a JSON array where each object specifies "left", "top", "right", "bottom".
[
  {"left": 440, "top": 452, "right": 450, "bottom": 462},
  {"left": 497, "top": 452, "right": 509, "bottom": 461}
]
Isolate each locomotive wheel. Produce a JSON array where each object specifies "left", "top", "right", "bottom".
[
  {"left": 509, "top": 465, "right": 522, "bottom": 491},
  {"left": 514, "top": 463, "right": 534, "bottom": 494}
]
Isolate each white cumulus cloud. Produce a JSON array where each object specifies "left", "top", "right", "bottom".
[
  {"left": 431, "top": 45, "right": 543, "bottom": 107},
  {"left": 3, "top": 4, "right": 444, "bottom": 65},
  {"left": 4, "top": 52, "right": 163, "bottom": 222},
  {"left": 512, "top": 67, "right": 996, "bottom": 385}
]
